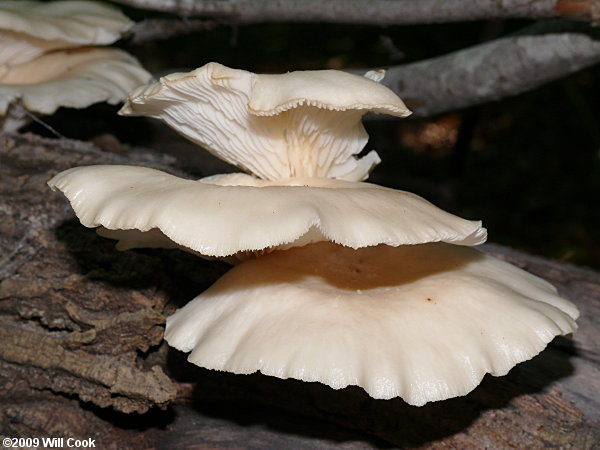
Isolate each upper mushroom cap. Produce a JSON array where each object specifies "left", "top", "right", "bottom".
[
  {"left": 0, "top": 1, "right": 133, "bottom": 47},
  {"left": 248, "top": 68, "right": 411, "bottom": 116},
  {"left": 48, "top": 165, "right": 486, "bottom": 258},
  {"left": 165, "top": 241, "right": 578, "bottom": 406},
  {"left": 119, "top": 62, "right": 411, "bottom": 182},
  {"left": 0, "top": 48, "right": 153, "bottom": 115}
]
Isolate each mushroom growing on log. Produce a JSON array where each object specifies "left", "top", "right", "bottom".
[
  {"left": 1, "top": 132, "right": 598, "bottom": 447},
  {"left": 48, "top": 62, "right": 578, "bottom": 405}
]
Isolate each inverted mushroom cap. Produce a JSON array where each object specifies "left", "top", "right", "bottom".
[
  {"left": 119, "top": 62, "right": 411, "bottom": 181},
  {"left": 48, "top": 165, "right": 486, "bottom": 258},
  {"left": 0, "top": 1, "right": 133, "bottom": 47},
  {"left": 0, "top": 48, "right": 152, "bottom": 115},
  {"left": 165, "top": 241, "right": 578, "bottom": 406}
]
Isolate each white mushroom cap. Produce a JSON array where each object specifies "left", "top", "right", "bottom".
[
  {"left": 0, "top": 1, "right": 133, "bottom": 47},
  {"left": 48, "top": 166, "right": 487, "bottom": 258},
  {"left": 0, "top": 48, "right": 152, "bottom": 115},
  {"left": 248, "top": 68, "right": 410, "bottom": 116},
  {"left": 0, "top": 30, "right": 77, "bottom": 67},
  {"left": 119, "top": 62, "right": 411, "bottom": 182},
  {"left": 165, "top": 241, "right": 578, "bottom": 406}
]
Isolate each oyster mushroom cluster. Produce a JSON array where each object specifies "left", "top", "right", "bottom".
[
  {"left": 0, "top": 0, "right": 152, "bottom": 130},
  {"left": 48, "top": 62, "right": 578, "bottom": 406}
]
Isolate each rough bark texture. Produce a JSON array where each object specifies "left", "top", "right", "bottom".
[
  {"left": 0, "top": 133, "right": 185, "bottom": 416},
  {"left": 1, "top": 133, "right": 598, "bottom": 448},
  {"left": 380, "top": 23, "right": 600, "bottom": 116},
  {"left": 114, "top": 0, "right": 599, "bottom": 25}
]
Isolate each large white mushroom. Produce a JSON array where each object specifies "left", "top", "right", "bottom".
[
  {"left": 49, "top": 165, "right": 486, "bottom": 258},
  {"left": 48, "top": 62, "right": 578, "bottom": 404},
  {"left": 0, "top": 0, "right": 151, "bottom": 130},
  {"left": 165, "top": 242, "right": 578, "bottom": 406}
]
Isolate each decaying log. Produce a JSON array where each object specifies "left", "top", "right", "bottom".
[{"left": 1, "top": 132, "right": 598, "bottom": 448}]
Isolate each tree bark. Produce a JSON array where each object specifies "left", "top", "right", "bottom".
[
  {"left": 1, "top": 132, "right": 598, "bottom": 448},
  {"left": 114, "top": 0, "right": 600, "bottom": 25},
  {"left": 0, "top": 133, "right": 183, "bottom": 416}
]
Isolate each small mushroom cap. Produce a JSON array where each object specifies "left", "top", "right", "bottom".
[
  {"left": 248, "top": 69, "right": 411, "bottom": 116},
  {"left": 0, "top": 1, "right": 133, "bottom": 46},
  {"left": 120, "top": 62, "right": 411, "bottom": 181},
  {"left": 165, "top": 241, "right": 578, "bottom": 406},
  {"left": 48, "top": 165, "right": 487, "bottom": 258},
  {"left": 0, "top": 48, "right": 152, "bottom": 115}
]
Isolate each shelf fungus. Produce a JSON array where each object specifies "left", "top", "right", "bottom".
[
  {"left": 48, "top": 63, "right": 579, "bottom": 406},
  {"left": 0, "top": 0, "right": 152, "bottom": 131}
]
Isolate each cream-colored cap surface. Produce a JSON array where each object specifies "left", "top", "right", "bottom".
[
  {"left": 165, "top": 241, "right": 578, "bottom": 406},
  {"left": 0, "top": 30, "right": 79, "bottom": 66},
  {"left": 0, "top": 1, "right": 133, "bottom": 45},
  {"left": 0, "top": 48, "right": 152, "bottom": 115},
  {"left": 248, "top": 68, "right": 410, "bottom": 116},
  {"left": 48, "top": 166, "right": 487, "bottom": 258}
]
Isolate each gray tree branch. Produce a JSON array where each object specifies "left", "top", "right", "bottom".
[
  {"left": 130, "top": 18, "right": 217, "bottom": 44},
  {"left": 377, "top": 24, "right": 600, "bottom": 116},
  {"left": 114, "top": 0, "right": 600, "bottom": 25}
]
